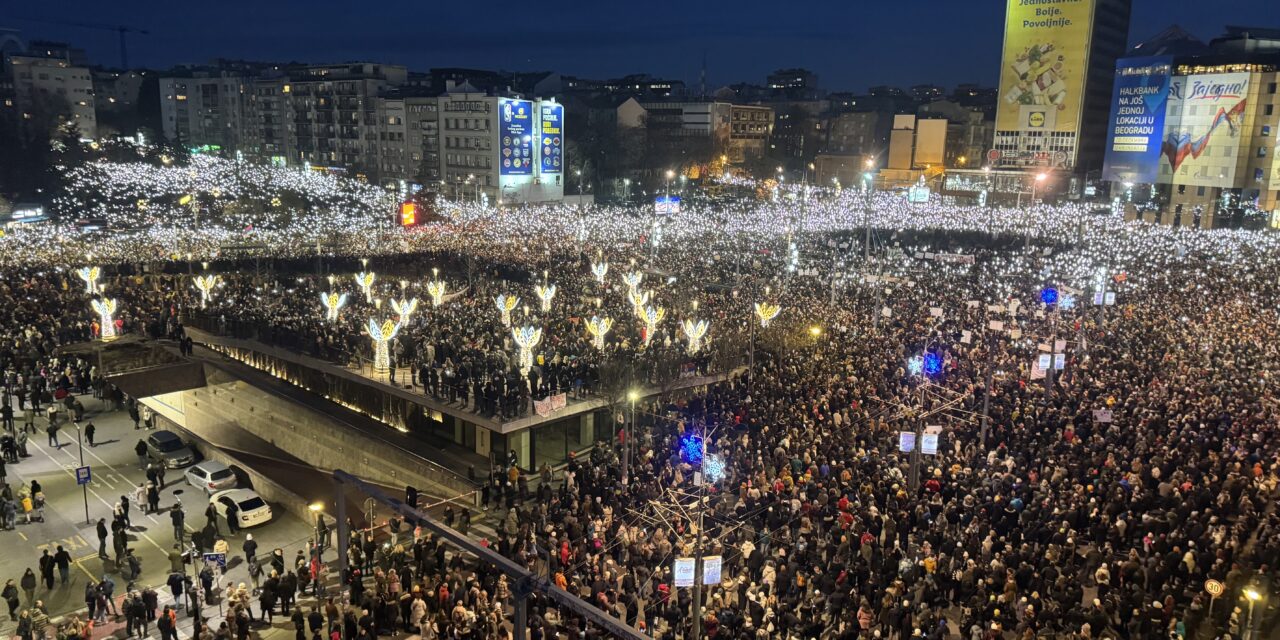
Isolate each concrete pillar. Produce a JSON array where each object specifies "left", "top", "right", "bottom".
[
  {"left": 579, "top": 412, "right": 594, "bottom": 448},
  {"left": 453, "top": 415, "right": 464, "bottom": 445},
  {"left": 474, "top": 426, "right": 491, "bottom": 458},
  {"left": 510, "top": 429, "right": 531, "bottom": 470}
]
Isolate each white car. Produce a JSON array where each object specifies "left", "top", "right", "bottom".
[
  {"left": 210, "top": 489, "right": 273, "bottom": 529},
  {"left": 185, "top": 461, "right": 238, "bottom": 494}
]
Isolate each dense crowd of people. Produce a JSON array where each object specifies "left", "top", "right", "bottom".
[{"left": 1, "top": 156, "right": 1278, "bottom": 639}]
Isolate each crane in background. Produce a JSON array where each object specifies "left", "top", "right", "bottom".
[{"left": 11, "top": 17, "right": 148, "bottom": 68}]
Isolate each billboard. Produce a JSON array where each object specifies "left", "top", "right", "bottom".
[
  {"left": 1101, "top": 56, "right": 1173, "bottom": 183},
  {"left": 655, "top": 195, "right": 681, "bottom": 215},
  {"left": 996, "top": 0, "right": 1097, "bottom": 134},
  {"left": 1160, "top": 73, "right": 1250, "bottom": 186},
  {"left": 499, "top": 98, "right": 534, "bottom": 176},
  {"left": 539, "top": 103, "right": 564, "bottom": 174}
]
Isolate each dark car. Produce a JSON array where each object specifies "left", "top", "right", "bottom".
[{"left": 146, "top": 430, "right": 196, "bottom": 468}]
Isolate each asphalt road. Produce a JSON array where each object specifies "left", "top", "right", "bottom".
[{"left": 0, "top": 391, "right": 314, "bottom": 634}]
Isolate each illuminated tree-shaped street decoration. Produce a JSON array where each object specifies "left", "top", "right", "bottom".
[
  {"left": 391, "top": 297, "right": 419, "bottom": 326},
  {"left": 535, "top": 283, "right": 557, "bottom": 312},
  {"left": 76, "top": 266, "right": 101, "bottom": 294},
  {"left": 365, "top": 318, "right": 401, "bottom": 373},
  {"left": 320, "top": 292, "right": 349, "bottom": 323},
  {"left": 591, "top": 261, "right": 609, "bottom": 284},
  {"left": 641, "top": 305, "right": 665, "bottom": 347},
  {"left": 355, "top": 272, "right": 376, "bottom": 303},
  {"left": 681, "top": 318, "right": 709, "bottom": 354},
  {"left": 584, "top": 316, "right": 613, "bottom": 350},
  {"left": 512, "top": 325, "right": 543, "bottom": 378},
  {"left": 495, "top": 294, "right": 520, "bottom": 327},
  {"left": 426, "top": 280, "right": 447, "bottom": 307},
  {"left": 629, "top": 290, "right": 650, "bottom": 318},
  {"left": 754, "top": 302, "right": 782, "bottom": 328},
  {"left": 91, "top": 298, "right": 118, "bottom": 341},
  {"left": 622, "top": 271, "right": 643, "bottom": 296},
  {"left": 193, "top": 275, "right": 220, "bottom": 309}
]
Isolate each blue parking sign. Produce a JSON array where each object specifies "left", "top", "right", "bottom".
[{"left": 75, "top": 466, "right": 92, "bottom": 485}]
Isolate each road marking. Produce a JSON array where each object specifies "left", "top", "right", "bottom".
[
  {"left": 29, "top": 440, "right": 171, "bottom": 556},
  {"left": 18, "top": 531, "right": 28, "bottom": 541}
]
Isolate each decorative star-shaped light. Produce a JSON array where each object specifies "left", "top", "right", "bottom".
[
  {"left": 1060, "top": 294, "right": 1076, "bottom": 310},
  {"left": 90, "top": 298, "right": 118, "bottom": 341},
  {"left": 426, "top": 280, "right": 447, "bottom": 307},
  {"left": 320, "top": 291, "right": 349, "bottom": 322},
  {"left": 535, "top": 283, "right": 557, "bottom": 312},
  {"left": 754, "top": 302, "right": 782, "bottom": 328},
  {"left": 681, "top": 318, "right": 709, "bottom": 354},
  {"left": 391, "top": 297, "right": 419, "bottom": 325},
  {"left": 641, "top": 305, "right": 666, "bottom": 347},
  {"left": 591, "top": 262, "right": 609, "bottom": 284},
  {"left": 511, "top": 325, "right": 543, "bottom": 377},
  {"left": 495, "top": 294, "right": 520, "bottom": 327},
  {"left": 584, "top": 316, "right": 614, "bottom": 350},
  {"left": 76, "top": 266, "right": 101, "bottom": 294},
  {"left": 193, "top": 274, "right": 221, "bottom": 309},
  {"left": 704, "top": 453, "right": 727, "bottom": 483},
  {"left": 365, "top": 318, "right": 401, "bottom": 372}
]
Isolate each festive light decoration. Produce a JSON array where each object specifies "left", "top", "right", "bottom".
[
  {"left": 355, "top": 272, "right": 376, "bottom": 303},
  {"left": 90, "top": 298, "right": 118, "bottom": 341},
  {"left": 629, "top": 290, "right": 650, "bottom": 317},
  {"left": 1040, "top": 287, "right": 1059, "bottom": 306},
  {"left": 622, "top": 271, "right": 643, "bottom": 296},
  {"left": 678, "top": 432, "right": 704, "bottom": 466},
  {"left": 320, "top": 291, "right": 348, "bottom": 322},
  {"left": 426, "top": 280, "right": 446, "bottom": 307},
  {"left": 911, "top": 352, "right": 944, "bottom": 377},
  {"left": 641, "top": 305, "right": 665, "bottom": 347},
  {"left": 193, "top": 274, "right": 220, "bottom": 309},
  {"left": 682, "top": 318, "right": 709, "bottom": 354},
  {"left": 1060, "top": 294, "right": 1076, "bottom": 310},
  {"left": 584, "top": 316, "right": 613, "bottom": 350},
  {"left": 704, "top": 453, "right": 726, "bottom": 483},
  {"left": 365, "top": 318, "right": 401, "bottom": 372},
  {"left": 391, "top": 297, "right": 419, "bottom": 325},
  {"left": 495, "top": 294, "right": 520, "bottom": 327},
  {"left": 535, "top": 283, "right": 557, "bottom": 312},
  {"left": 591, "top": 262, "right": 609, "bottom": 284},
  {"left": 512, "top": 325, "right": 543, "bottom": 378},
  {"left": 754, "top": 302, "right": 782, "bottom": 328},
  {"left": 76, "top": 266, "right": 101, "bottom": 294}
]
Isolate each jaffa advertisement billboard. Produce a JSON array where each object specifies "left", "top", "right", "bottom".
[
  {"left": 996, "top": 0, "right": 1097, "bottom": 135},
  {"left": 1160, "top": 73, "right": 1250, "bottom": 186},
  {"left": 1101, "top": 56, "right": 1173, "bottom": 184}
]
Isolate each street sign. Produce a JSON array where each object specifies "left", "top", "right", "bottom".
[
  {"left": 1205, "top": 579, "right": 1223, "bottom": 597},
  {"left": 673, "top": 558, "right": 695, "bottom": 587},
  {"left": 702, "top": 556, "right": 723, "bottom": 585},
  {"left": 75, "top": 466, "right": 92, "bottom": 486},
  {"left": 202, "top": 553, "right": 227, "bottom": 570},
  {"left": 921, "top": 434, "right": 939, "bottom": 456}
]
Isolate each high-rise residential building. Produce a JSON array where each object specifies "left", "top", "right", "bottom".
[
  {"left": 5, "top": 47, "right": 97, "bottom": 138},
  {"left": 637, "top": 100, "right": 774, "bottom": 164},
  {"left": 159, "top": 74, "right": 248, "bottom": 152},
  {"left": 992, "top": 0, "right": 1131, "bottom": 174},
  {"left": 1100, "top": 26, "right": 1280, "bottom": 228}
]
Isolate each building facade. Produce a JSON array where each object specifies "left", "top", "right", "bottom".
[
  {"left": 992, "top": 0, "right": 1131, "bottom": 173},
  {"left": 6, "top": 53, "right": 96, "bottom": 137}
]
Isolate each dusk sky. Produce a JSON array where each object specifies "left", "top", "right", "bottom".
[{"left": 8, "top": 1, "right": 1277, "bottom": 91}]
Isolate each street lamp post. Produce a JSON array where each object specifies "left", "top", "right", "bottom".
[
  {"left": 1244, "top": 588, "right": 1262, "bottom": 640},
  {"left": 623, "top": 390, "right": 638, "bottom": 483},
  {"left": 863, "top": 158, "right": 876, "bottom": 262},
  {"left": 1025, "top": 173, "right": 1047, "bottom": 250}
]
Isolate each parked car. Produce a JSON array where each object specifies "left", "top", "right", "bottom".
[
  {"left": 184, "top": 460, "right": 237, "bottom": 494},
  {"left": 209, "top": 489, "right": 273, "bottom": 528},
  {"left": 146, "top": 430, "right": 195, "bottom": 468}
]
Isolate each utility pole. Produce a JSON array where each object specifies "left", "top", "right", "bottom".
[
  {"left": 75, "top": 421, "right": 89, "bottom": 524},
  {"left": 979, "top": 329, "right": 995, "bottom": 449},
  {"left": 908, "top": 386, "right": 925, "bottom": 491},
  {"left": 689, "top": 437, "right": 708, "bottom": 640}
]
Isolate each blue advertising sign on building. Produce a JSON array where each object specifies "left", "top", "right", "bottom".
[
  {"left": 1102, "top": 56, "right": 1173, "bottom": 184},
  {"left": 539, "top": 103, "right": 564, "bottom": 174},
  {"left": 499, "top": 99, "right": 534, "bottom": 176}
]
